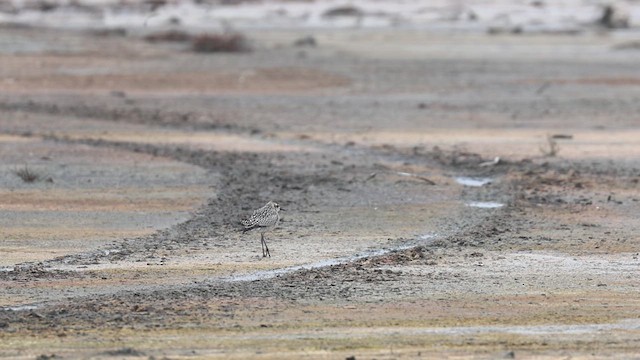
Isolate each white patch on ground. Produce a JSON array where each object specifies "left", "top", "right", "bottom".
[
  {"left": 379, "top": 250, "right": 640, "bottom": 296},
  {"left": 2, "top": 0, "right": 639, "bottom": 32},
  {"left": 418, "top": 233, "right": 438, "bottom": 240},
  {"left": 455, "top": 176, "right": 493, "bottom": 187},
  {"left": 3, "top": 304, "right": 39, "bottom": 311},
  {"left": 466, "top": 201, "right": 504, "bottom": 208}
]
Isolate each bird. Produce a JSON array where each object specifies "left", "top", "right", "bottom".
[{"left": 241, "top": 201, "right": 282, "bottom": 257}]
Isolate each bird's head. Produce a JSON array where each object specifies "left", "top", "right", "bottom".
[{"left": 268, "top": 201, "right": 283, "bottom": 212}]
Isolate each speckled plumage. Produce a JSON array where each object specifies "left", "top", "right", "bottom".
[{"left": 241, "top": 201, "right": 281, "bottom": 257}]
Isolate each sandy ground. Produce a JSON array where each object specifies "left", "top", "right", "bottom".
[{"left": 0, "top": 24, "right": 639, "bottom": 359}]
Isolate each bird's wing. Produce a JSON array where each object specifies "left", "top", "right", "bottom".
[
  {"left": 260, "top": 211, "right": 279, "bottom": 227},
  {"left": 241, "top": 204, "right": 270, "bottom": 228}
]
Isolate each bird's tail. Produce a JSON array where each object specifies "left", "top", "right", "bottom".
[{"left": 240, "top": 221, "right": 254, "bottom": 233}]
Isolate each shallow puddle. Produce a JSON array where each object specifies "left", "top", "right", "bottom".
[
  {"left": 466, "top": 201, "right": 504, "bottom": 209},
  {"left": 455, "top": 177, "right": 493, "bottom": 187},
  {"left": 3, "top": 305, "right": 39, "bottom": 312}
]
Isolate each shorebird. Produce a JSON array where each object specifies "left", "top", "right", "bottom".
[{"left": 241, "top": 201, "right": 282, "bottom": 257}]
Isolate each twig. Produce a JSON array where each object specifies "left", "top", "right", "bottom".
[
  {"left": 479, "top": 156, "right": 501, "bottom": 167},
  {"left": 396, "top": 172, "right": 436, "bottom": 185}
]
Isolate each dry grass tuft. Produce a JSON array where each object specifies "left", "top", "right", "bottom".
[
  {"left": 14, "top": 166, "right": 41, "bottom": 183},
  {"left": 144, "top": 30, "right": 192, "bottom": 43},
  {"left": 323, "top": 6, "right": 363, "bottom": 17},
  {"left": 191, "top": 33, "right": 249, "bottom": 53},
  {"left": 144, "top": 30, "right": 250, "bottom": 53}
]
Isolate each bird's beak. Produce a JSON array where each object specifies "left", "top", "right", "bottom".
[{"left": 280, "top": 208, "right": 286, "bottom": 211}]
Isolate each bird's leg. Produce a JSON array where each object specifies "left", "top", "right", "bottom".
[
  {"left": 264, "top": 236, "right": 270, "bottom": 257},
  {"left": 260, "top": 233, "right": 270, "bottom": 257}
]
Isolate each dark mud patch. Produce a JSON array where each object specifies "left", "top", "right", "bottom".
[
  {"left": 39, "top": 136, "right": 364, "bottom": 266},
  {"left": 0, "top": 263, "right": 89, "bottom": 282},
  {"left": 0, "top": 99, "right": 247, "bottom": 132}
]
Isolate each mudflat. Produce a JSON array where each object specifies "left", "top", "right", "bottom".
[{"left": 0, "top": 25, "right": 639, "bottom": 359}]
